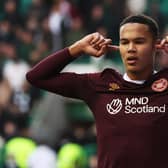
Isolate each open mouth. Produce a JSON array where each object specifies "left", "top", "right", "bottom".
[{"left": 126, "top": 56, "right": 138, "bottom": 65}]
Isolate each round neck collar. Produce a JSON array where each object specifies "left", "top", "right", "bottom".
[
  {"left": 123, "top": 71, "right": 157, "bottom": 84},
  {"left": 123, "top": 73, "right": 146, "bottom": 84}
]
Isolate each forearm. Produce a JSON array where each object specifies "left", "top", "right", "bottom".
[
  {"left": 26, "top": 48, "right": 75, "bottom": 83},
  {"left": 26, "top": 47, "right": 91, "bottom": 99},
  {"left": 25, "top": 32, "right": 111, "bottom": 97}
]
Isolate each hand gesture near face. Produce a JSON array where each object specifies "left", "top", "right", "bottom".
[
  {"left": 69, "top": 32, "right": 119, "bottom": 57},
  {"left": 156, "top": 36, "right": 168, "bottom": 53}
]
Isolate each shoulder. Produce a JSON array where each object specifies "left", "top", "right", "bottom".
[
  {"left": 155, "top": 68, "right": 168, "bottom": 79},
  {"left": 88, "top": 68, "right": 122, "bottom": 81},
  {"left": 86, "top": 68, "right": 123, "bottom": 92}
]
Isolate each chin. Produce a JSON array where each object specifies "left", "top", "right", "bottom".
[{"left": 126, "top": 66, "right": 141, "bottom": 73}]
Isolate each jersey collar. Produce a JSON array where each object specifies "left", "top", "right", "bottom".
[
  {"left": 123, "top": 73, "right": 145, "bottom": 84},
  {"left": 123, "top": 71, "right": 157, "bottom": 84}
]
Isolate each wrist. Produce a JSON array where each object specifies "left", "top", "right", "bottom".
[{"left": 68, "top": 41, "right": 83, "bottom": 57}]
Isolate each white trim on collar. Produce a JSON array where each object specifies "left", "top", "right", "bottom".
[
  {"left": 123, "top": 73, "right": 145, "bottom": 84},
  {"left": 123, "top": 71, "right": 157, "bottom": 84}
]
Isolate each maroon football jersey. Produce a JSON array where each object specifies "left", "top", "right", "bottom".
[{"left": 26, "top": 48, "right": 168, "bottom": 168}]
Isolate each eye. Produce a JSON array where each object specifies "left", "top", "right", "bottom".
[
  {"left": 134, "top": 38, "right": 146, "bottom": 44},
  {"left": 135, "top": 40, "right": 145, "bottom": 44},
  {"left": 120, "top": 40, "right": 128, "bottom": 45}
]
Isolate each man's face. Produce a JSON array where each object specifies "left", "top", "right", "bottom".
[{"left": 119, "top": 23, "right": 156, "bottom": 75}]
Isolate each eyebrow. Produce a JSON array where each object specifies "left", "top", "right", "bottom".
[{"left": 120, "top": 37, "right": 146, "bottom": 41}]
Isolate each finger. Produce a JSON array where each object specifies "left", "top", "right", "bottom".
[
  {"left": 90, "top": 32, "right": 101, "bottom": 45},
  {"left": 88, "top": 47, "right": 101, "bottom": 57},
  {"left": 155, "top": 44, "right": 168, "bottom": 53},
  {"left": 99, "top": 39, "right": 112, "bottom": 48},
  {"left": 166, "top": 36, "right": 168, "bottom": 42},
  {"left": 92, "top": 37, "right": 105, "bottom": 49},
  {"left": 156, "top": 44, "right": 168, "bottom": 49},
  {"left": 155, "top": 44, "right": 164, "bottom": 49},
  {"left": 96, "top": 45, "right": 107, "bottom": 57},
  {"left": 92, "top": 36, "right": 106, "bottom": 49},
  {"left": 107, "top": 45, "right": 119, "bottom": 51},
  {"left": 160, "top": 39, "right": 166, "bottom": 46}
]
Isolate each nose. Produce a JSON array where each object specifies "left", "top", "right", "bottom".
[{"left": 127, "top": 43, "right": 136, "bottom": 53}]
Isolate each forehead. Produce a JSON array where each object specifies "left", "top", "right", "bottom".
[{"left": 120, "top": 23, "right": 152, "bottom": 39}]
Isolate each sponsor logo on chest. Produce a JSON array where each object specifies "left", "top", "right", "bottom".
[{"left": 106, "top": 97, "right": 166, "bottom": 115}]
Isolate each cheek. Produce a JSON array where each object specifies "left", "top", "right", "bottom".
[
  {"left": 139, "top": 47, "right": 154, "bottom": 62},
  {"left": 119, "top": 48, "right": 126, "bottom": 61}
]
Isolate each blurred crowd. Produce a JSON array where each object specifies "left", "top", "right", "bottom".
[{"left": 0, "top": 0, "right": 168, "bottom": 167}]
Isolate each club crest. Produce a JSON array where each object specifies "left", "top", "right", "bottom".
[{"left": 151, "top": 78, "right": 168, "bottom": 92}]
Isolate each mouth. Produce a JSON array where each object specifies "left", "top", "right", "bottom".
[{"left": 126, "top": 56, "right": 138, "bottom": 65}]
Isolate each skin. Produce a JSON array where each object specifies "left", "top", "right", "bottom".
[
  {"left": 68, "top": 25, "right": 168, "bottom": 80},
  {"left": 119, "top": 23, "right": 156, "bottom": 80},
  {"left": 68, "top": 32, "right": 112, "bottom": 57}
]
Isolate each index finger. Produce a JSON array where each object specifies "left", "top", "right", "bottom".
[{"left": 107, "top": 45, "right": 119, "bottom": 51}]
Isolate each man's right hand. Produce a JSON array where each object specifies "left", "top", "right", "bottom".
[{"left": 68, "top": 32, "right": 114, "bottom": 57}]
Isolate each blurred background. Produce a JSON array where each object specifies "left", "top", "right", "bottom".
[{"left": 0, "top": 0, "right": 168, "bottom": 167}]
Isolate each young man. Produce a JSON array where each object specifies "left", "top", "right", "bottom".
[{"left": 26, "top": 15, "right": 168, "bottom": 168}]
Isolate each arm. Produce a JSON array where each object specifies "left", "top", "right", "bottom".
[
  {"left": 26, "top": 33, "right": 116, "bottom": 99},
  {"left": 26, "top": 47, "right": 90, "bottom": 99}
]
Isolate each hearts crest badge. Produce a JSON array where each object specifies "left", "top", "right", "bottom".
[{"left": 151, "top": 78, "right": 168, "bottom": 92}]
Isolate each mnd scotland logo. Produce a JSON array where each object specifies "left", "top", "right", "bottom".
[
  {"left": 106, "top": 99, "right": 122, "bottom": 114},
  {"left": 106, "top": 97, "right": 166, "bottom": 115}
]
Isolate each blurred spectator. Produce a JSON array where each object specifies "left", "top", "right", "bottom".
[
  {"left": 2, "top": 43, "right": 30, "bottom": 92},
  {"left": 1, "top": 42, "right": 34, "bottom": 116},
  {"left": 2, "top": 119, "right": 18, "bottom": 140},
  {"left": 65, "top": 17, "right": 87, "bottom": 46},
  {"left": 11, "top": 81, "right": 32, "bottom": 113},
  {"left": 25, "top": 16, "right": 40, "bottom": 43},
  {"left": 160, "top": 0, "right": 168, "bottom": 23},
  {"left": 19, "top": 0, "right": 33, "bottom": 17},
  {"left": 0, "top": 67, "right": 12, "bottom": 112},
  {"left": 36, "top": 16, "right": 53, "bottom": 51},
  {"left": 156, "top": 26, "right": 168, "bottom": 69},
  {"left": 48, "top": 1, "right": 64, "bottom": 51},
  {"left": 75, "top": 0, "right": 97, "bottom": 28},
  {"left": 126, "top": 0, "right": 147, "bottom": 14},
  {"left": 2, "top": 112, "right": 35, "bottom": 167},
  {"left": 0, "top": 19, "right": 15, "bottom": 43},
  {"left": 2, "top": 0, "right": 21, "bottom": 26},
  {"left": 0, "top": 1, "right": 5, "bottom": 20},
  {"left": 4, "top": 137, "right": 36, "bottom": 168},
  {"left": 48, "top": 0, "right": 71, "bottom": 51},
  {"left": 27, "top": 144, "right": 57, "bottom": 168},
  {"left": 16, "top": 29, "right": 35, "bottom": 62},
  {"left": 26, "top": 0, "right": 48, "bottom": 21},
  {"left": 88, "top": 154, "right": 97, "bottom": 168},
  {"left": 88, "top": 3, "right": 105, "bottom": 33},
  {"left": 29, "top": 39, "right": 51, "bottom": 66},
  {"left": 58, "top": 143, "right": 87, "bottom": 168},
  {"left": 145, "top": 0, "right": 166, "bottom": 34},
  {"left": 1, "top": 109, "right": 30, "bottom": 140},
  {"left": 0, "top": 135, "right": 5, "bottom": 168}
]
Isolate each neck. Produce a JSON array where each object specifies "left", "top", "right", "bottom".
[{"left": 126, "top": 69, "right": 153, "bottom": 80}]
